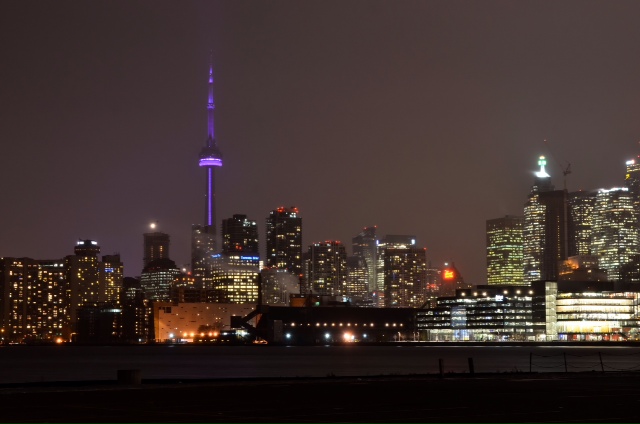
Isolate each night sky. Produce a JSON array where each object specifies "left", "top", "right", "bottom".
[{"left": 3, "top": 1, "right": 640, "bottom": 282}]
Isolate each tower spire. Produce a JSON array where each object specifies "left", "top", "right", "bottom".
[{"left": 207, "top": 51, "right": 215, "bottom": 143}]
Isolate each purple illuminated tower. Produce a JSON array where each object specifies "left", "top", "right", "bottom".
[
  {"left": 199, "top": 58, "right": 223, "bottom": 225},
  {"left": 192, "top": 56, "right": 223, "bottom": 287}
]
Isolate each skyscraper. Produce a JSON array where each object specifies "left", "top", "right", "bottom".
[
  {"left": 591, "top": 187, "right": 640, "bottom": 281},
  {"left": 66, "top": 240, "right": 101, "bottom": 333},
  {"left": 568, "top": 190, "right": 596, "bottom": 257},
  {"left": 486, "top": 215, "right": 524, "bottom": 286},
  {"left": 524, "top": 156, "right": 571, "bottom": 282},
  {"left": 266, "top": 207, "right": 302, "bottom": 276},
  {"left": 306, "top": 241, "right": 348, "bottom": 296},
  {"left": 352, "top": 226, "right": 378, "bottom": 295},
  {"left": 625, "top": 157, "right": 640, "bottom": 224},
  {"left": 383, "top": 245, "right": 427, "bottom": 307},
  {"left": 143, "top": 225, "right": 170, "bottom": 269},
  {"left": 100, "top": 254, "right": 123, "bottom": 305},
  {"left": 139, "top": 258, "right": 181, "bottom": 302},
  {"left": 222, "top": 214, "right": 259, "bottom": 254}
]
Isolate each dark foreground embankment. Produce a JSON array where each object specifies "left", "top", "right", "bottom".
[{"left": 2, "top": 372, "right": 640, "bottom": 422}]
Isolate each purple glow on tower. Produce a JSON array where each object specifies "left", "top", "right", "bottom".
[{"left": 198, "top": 53, "right": 223, "bottom": 228}]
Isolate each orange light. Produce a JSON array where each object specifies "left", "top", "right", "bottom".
[{"left": 444, "top": 270, "right": 454, "bottom": 279}]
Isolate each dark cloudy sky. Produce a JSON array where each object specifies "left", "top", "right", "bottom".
[{"left": 2, "top": 1, "right": 640, "bottom": 281}]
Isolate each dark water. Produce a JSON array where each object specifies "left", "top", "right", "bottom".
[{"left": 1, "top": 344, "right": 639, "bottom": 384}]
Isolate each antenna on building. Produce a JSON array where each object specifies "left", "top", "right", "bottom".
[{"left": 543, "top": 139, "right": 572, "bottom": 191}]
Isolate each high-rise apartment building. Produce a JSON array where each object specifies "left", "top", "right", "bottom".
[
  {"left": 66, "top": 240, "right": 101, "bottom": 331},
  {"left": 222, "top": 214, "right": 259, "bottom": 254},
  {"left": 486, "top": 215, "right": 524, "bottom": 286},
  {"left": 524, "top": 156, "right": 571, "bottom": 282},
  {"left": 306, "top": 241, "right": 348, "bottom": 296},
  {"left": 266, "top": 207, "right": 302, "bottom": 276},
  {"left": 100, "top": 254, "right": 123, "bottom": 305},
  {"left": 591, "top": 187, "right": 640, "bottom": 281},
  {"left": 0, "top": 257, "right": 68, "bottom": 342},
  {"left": 345, "top": 256, "right": 369, "bottom": 301},
  {"left": 383, "top": 246, "right": 427, "bottom": 307},
  {"left": 352, "top": 226, "right": 378, "bottom": 294},
  {"left": 192, "top": 56, "right": 223, "bottom": 287},
  {"left": 143, "top": 227, "right": 170, "bottom": 269},
  {"left": 376, "top": 235, "right": 417, "bottom": 294}
]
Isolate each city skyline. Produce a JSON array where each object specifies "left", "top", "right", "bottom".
[{"left": 3, "top": 2, "right": 640, "bottom": 282}]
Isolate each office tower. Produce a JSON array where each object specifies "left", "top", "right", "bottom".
[
  {"left": 591, "top": 188, "right": 640, "bottom": 281},
  {"left": 266, "top": 206, "right": 302, "bottom": 276},
  {"left": 383, "top": 245, "right": 427, "bottom": 307},
  {"left": 0, "top": 257, "right": 67, "bottom": 342},
  {"left": 222, "top": 214, "right": 259, "bottom": 254},
  {"left": 100, "top": 254, "right": 123, "bottom": 305},
  {"left": 345, "top": 256, "right": 369, "bottom": 301},
  {"left": 524, "top": 156, "right": 571, "bottom": 282},
  {"left": 306, "top": 241, "right": 348, "bottom": 296},
  {"left": 625, "top": 157, "right": 640, "bottom": 220},
  {"left": 66, "top": 240, "right": 101, "bottom": 331},
  {"left": 192, "top": 56, "right": 223, "bottom": 287},
  {"left": 139, "top": 258, "right": 181, "bottom": 301},
  {"left": 260, "top": 268, "right": 300, "bottom": 305},
  {"left": 143, "top": 226, "right": 170, "bottom": 269},
  {"left": 568, "top": 190, "right": 596, "bottom": 256},
  {"left": 486, "top": 215, "right": 524, "bottom": 286},
  {"left": 352, "top": 226, "right": 378, "bottom": 294},
  {"left": 210, "top": 253, "right": 259, "bottom": 303}
]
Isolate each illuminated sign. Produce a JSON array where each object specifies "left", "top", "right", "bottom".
[{"left": 443, "top": 270, "right": 455, "bottom": 280}]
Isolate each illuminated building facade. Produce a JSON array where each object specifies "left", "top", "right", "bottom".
[
  {"left": 210, "top": 253, "right": 260, "bottom": 303},
  {"left": 0, "top": 257, "right": 68, "bottom": 342},
  {"left": 266, "top": 207, "right": 302, "bottom": 275},
  {"left": 524, "top": 156, "right": 571, "bottom": 282},
  {"left": 143, "top": 229, "right": 170, "bottom": 269},
  {"left": 139, "top": 258, "right": 181, "bottom": 301},
  {"left": 556, "top": 291, "right": 640, "bottom": 341},
  {"left": 591, "top": 188, "right": 640, "bottom": 281},
  {"left": 153, "top": 302, "right": 257, "bottom": 342},
  {"left": 375, "top": 235, "right": 417, "bottom": 305},
  {"left": 352, "top": 226, "right": 378, "bottom": 294},
  {"left": 568, "top": 190, "right": 596, "bottom": 256},
  {"left": 625, "top": 157, "right": 640, "bottom": 222},
  {"left": 66, "top": 240, "right": 101, "bottom": 332},
  {"left": 192, "top": 56, "right": 223, "bottom": 287},
  {"left": 486, "top": 215, "right": 524, "bottom": 286},
  {"left": 382, "top": 246, "right": 427, "bottom": 308},
  {"left": 307, "top": 241, "right": 348, "bottom": 296},
  {"left": 345, "top": 256, "right": 369, "bottom": 302},
  {"left": 417, "top": 284, "right": 545, "bottom": 341},
  {"left": 99, "top": 254, "right": 123, "bottom": 305},
  {"left": 222, "top": 214, "right": 259, "bottom": 254}
]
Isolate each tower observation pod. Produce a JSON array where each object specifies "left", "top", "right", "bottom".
[{"left": 199, "top": 56, "right": 223, "bottom": 228}]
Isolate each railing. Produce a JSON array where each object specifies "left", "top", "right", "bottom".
[{"left": 529, "top": 350, "right": 640, "bottom": 372}]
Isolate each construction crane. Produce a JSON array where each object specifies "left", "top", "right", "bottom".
[{"left": 543, "top": 139, "right": 572, "bottom": 190}]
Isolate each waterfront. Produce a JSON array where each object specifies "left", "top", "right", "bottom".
[{"left": 1, "top": 344, "right": 640, "bottom": 385}]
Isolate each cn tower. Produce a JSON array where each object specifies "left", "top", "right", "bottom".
[
  {"left": 191, "top": 55, "right": 223, "bottom": 287},
  {"left": 199, "top": 56, "right": 223, "bottom": 227}
]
